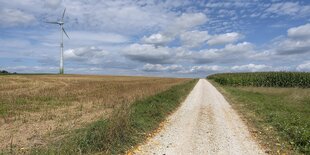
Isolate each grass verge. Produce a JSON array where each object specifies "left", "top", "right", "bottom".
[
  {"left": 210, "top": 80, "right": 310, "bottom": 154},
  {"left": 31, "top": 79, "right": 198, "bottom": 155}
]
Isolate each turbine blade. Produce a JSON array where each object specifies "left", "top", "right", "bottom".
[
  {"left": 45, "top": 21, "right": 59, "bottom": 24},
  {"left": 62, "top": 8, "right": 66, "bottom": 21},
  {"left": 62, "top": 27, "right": 70, "bottom": 39}
]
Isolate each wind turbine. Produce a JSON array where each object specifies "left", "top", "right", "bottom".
[{"left": 46, "top": 8, "right": 69, "bottom": 74}]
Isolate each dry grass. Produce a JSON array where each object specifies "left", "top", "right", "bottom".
[{"left": 0, "top": 74, "right": 190, "bottom": 152}]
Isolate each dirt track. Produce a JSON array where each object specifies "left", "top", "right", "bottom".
[{"left": 134, "top": 79, "right": 265, "bottom": 155}]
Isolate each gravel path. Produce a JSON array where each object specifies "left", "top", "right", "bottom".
[{"left": 134, "top": 79, "right": 265, "bottom": 155}]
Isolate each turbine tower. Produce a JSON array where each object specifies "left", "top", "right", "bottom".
[{"left": 46, "top": 8, "right": 69, "bottom": 74}]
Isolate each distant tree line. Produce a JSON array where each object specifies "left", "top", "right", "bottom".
[
  {"left": 0, "top": 70, "right": 9, "bottom": 74},
  {"left": 0, "top": 69, "right": 17, "bottom": 74}
]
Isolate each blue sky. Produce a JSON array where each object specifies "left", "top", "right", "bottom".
[{"left": 0, "top": 0, "right": 310, "bottom": 77}]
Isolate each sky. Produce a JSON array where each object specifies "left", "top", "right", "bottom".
[{"left": 0, "top": 0, "right": 310, "bottom": 77}]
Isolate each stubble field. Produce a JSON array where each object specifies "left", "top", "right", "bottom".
[{"left": 0, "top": 75, "right": 190, "bottom": 153}]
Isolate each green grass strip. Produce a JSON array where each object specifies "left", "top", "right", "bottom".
[{"left": 216, "top": 85, "right": 310, "bottom": 154}]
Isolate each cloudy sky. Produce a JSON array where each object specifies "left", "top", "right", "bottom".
[{"left": 1, "top": 0, "right": 310, "bottom": 77}]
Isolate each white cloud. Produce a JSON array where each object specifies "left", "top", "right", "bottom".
[
  {"left": 287, "top": 23, "right": 310, "bottom": 39},
  {"left": 266, "top": 2, "right": 299, "bottom": 16},
  {"left": 141, "top": 33, "right": 173, "bottom": 46},
  {"left": 1, "top": 65, "right": 117, "bottom": 74},
  {"left": 0, "top": 38, "right": 40, "bottom": 58},
  {"left": 275, "top": 39, "right": 310, "bottom": 55},
  {"left": 64, "top": 46, "right": 108, "bottom": 64},
  {"left": 42, "top": 31, "right": 129, "bottom": 47},
  {"left": 190, "top": 65, "right": 224, "bottom": 73},
  {"left": 67, "top": 31, "right": 129, "bottom": 44},
  {"left": 0, "top": 0, "right": 180, "bottom": 34},
  {"left": 0, "top": 9, "right": 35, "bottom": 27},
  {"left": 123, "top": 44, "right": 175, "bottom": 64},
  {"left": 0, "top": 39, "right": 31, "bottom": 48},
  {"left": 62, "top": 1, "right": 178, "bottom": 35},
  {"left": 232, "top": 64, "right": 272, "bottom": 72},
  {"left": 300, "top": 5, "right": 310, "bottom": 16},
  {"left": 123, "top": 41, "right": 255, "bottom": 66},
  {"left": 192, "top": 42, "right": 254, "bottom": 64},
  {"left": 44, "top": 0, "right": 62, "bottom": 9},
  {"left": 1, "top": 0, "right": 309, "bottom": 77},
  {"left": 143, "top": 64, "right": 226, "bottom": 74},
  {"left": 180, "top": 31, "right": 243, "bottom": 48},
  {"left": 297, "top": 62, "right": 310, "bottom": 71},
  {"left": 142, "top": 63, "right": 183, "bottom": 72},
  {"left": 273, "top": 23, "right": 310, "bottom": 55},
  {"left": 2, "top": 66, "right": 58, "bottom": 73},
  {"left": 174, "top": 13, "right": 207, "bottom": 29},
  {"left": 141, "top": 13, "right": 208, "bottom": 47},
  {"left": 205, "top": 1, "right": 253, "bottom": 9},
  {"left": 265, "top": 2, "right": 310, "bottom": 17},
  {"left": 207, "top": 32, "right": 242, "bottom": 46},
  {"left": 166, "top": 13, "right": 208, "bottom": 36},
  {"left": 223, "top": 42, "right": 253, "bottom": 52},
  {"left": 141, "top": 13, "right": 208, "bottom": 48},
  {"left": 180, "top": 31, "right": 210, "bottom": 48},
  {"left": 249, "top": 50, "right": 274, "bottom": 60}
]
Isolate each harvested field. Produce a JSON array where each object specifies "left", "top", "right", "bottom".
[{"left": 0, "top": 75, "right": 189, "bottom": 152}]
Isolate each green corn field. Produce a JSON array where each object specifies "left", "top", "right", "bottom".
[{"left": 207, "top": 72, "right": 310, "bottom": 88}]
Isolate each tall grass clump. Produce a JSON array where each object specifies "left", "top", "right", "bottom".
[{"left": 208, "top": 72, "right": 310, "bottom": 88}]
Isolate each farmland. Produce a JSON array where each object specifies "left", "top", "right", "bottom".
[
  {"left": 0, "top": 75, "right": 194, "bottom": 154},
  {"left": 208, "top": 72, "right": 310, "bottom": 88},
  {"left": 208, "top": 72, "right": 310, "bottom": 154}
]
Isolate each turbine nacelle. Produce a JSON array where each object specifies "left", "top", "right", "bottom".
[{"left": 58, "top": 21, "right": 64, "bottom": 25}]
